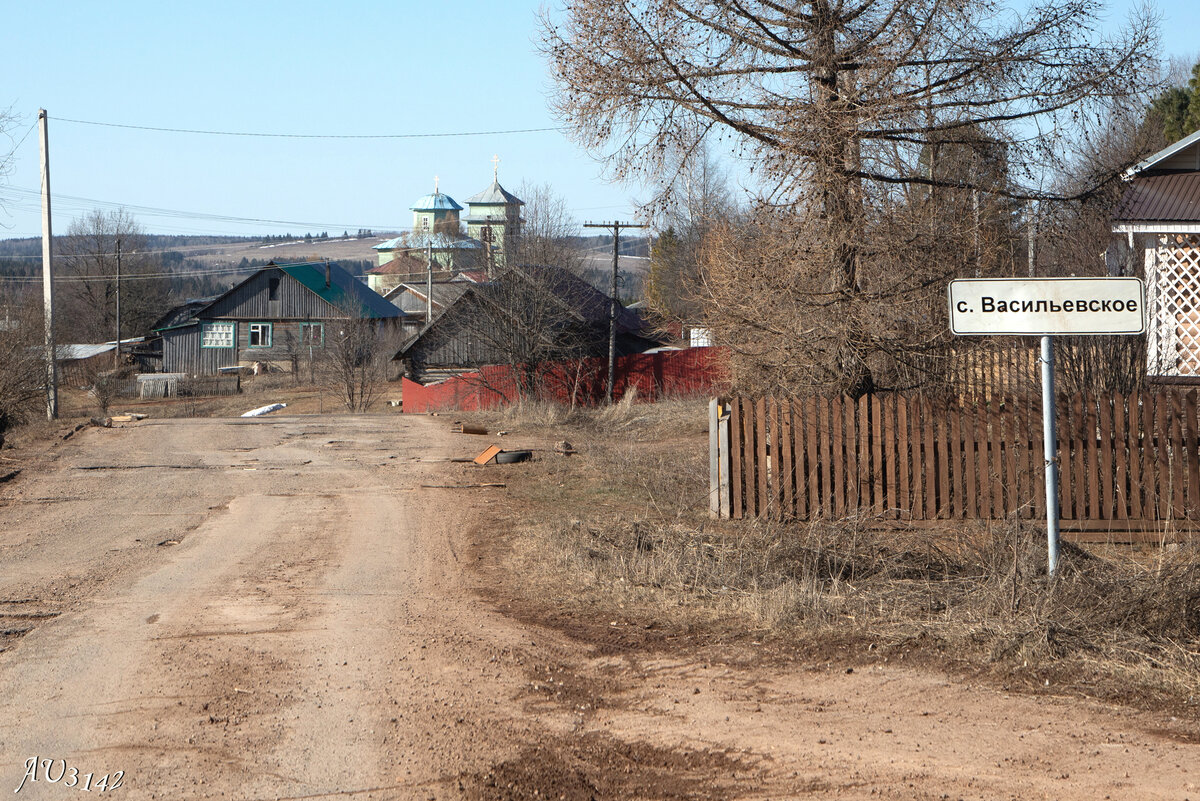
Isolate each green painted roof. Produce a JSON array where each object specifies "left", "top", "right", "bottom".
[{"left": 279, "top": 263, "right": 404, "bottom": 318}]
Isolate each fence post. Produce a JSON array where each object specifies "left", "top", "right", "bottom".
[
  {"left": 719, "top": 403, "right": 731, "bottom": 519},
  {"left": 709, "top": 398, "right": 720, "bottom": 518}
]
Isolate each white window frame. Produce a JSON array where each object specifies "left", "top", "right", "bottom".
[
  {"left": 300, "top": 322, "right": 324, "bottom": 347},
  {"left": 201, "top": 322, "right": 235, "bottom": 349},
  {"left": 248, "top": 322, "right": 273, "bottom": 348}
]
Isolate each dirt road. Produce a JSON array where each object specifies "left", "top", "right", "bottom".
[{"left": 0, "top": 416, "right": 1197, "bottom": 800}]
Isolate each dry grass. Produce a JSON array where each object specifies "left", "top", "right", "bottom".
[{"left": 489, "top": 397, "right": 1200, "bottom": 714}]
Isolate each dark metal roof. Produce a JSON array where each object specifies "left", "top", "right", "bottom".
[
  {"left": 152, "top": 297, "right": 218, "bottom": 332},
  {"left": 1113, "top": 172, "right": 1200, "bottom": 222},
  {"left": 464, "top": 180, "right": 524, "bottom": 207}
]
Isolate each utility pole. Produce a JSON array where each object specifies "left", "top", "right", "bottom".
[
  {"left": 583, "top": 220, "right": 646, "bottom": 403},
  {"left": 114, "top": 238, "right": 122, "bottom": 368},
  {"left": 38, "top": 109, "right": 57, "bottom": 420}
]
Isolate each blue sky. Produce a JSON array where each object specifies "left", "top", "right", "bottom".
[{"left": 0, "top": 0, "right": 1195, "bottom": 240}]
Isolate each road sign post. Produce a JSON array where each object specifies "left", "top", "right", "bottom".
[{"left": 948, "top": 277, "right": 1146, "bottom": 575}]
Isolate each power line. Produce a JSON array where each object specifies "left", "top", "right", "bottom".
[
  {"left": 0, "top": 119, "right": 39, "bottom": 163},
  {"left": 0, "top": 259, "right": 335, "bottom": 283},
  {"left": 56, "top": 117, "right": 567, "bottom": 140},
  {"left": 0, "top": 185, "right": 399, "bottom": 232}
]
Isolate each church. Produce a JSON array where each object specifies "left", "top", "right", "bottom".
[{"left": 366, "top": 159, "right": 525, "bottom": 296}]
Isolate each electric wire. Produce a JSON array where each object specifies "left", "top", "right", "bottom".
[{"left": 55, "top": 117, "right": 566, "bottom": 140}]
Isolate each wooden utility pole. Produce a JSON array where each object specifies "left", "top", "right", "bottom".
[
  {"left": 583, "top": 220, "right": 645, "bottom": 403},
  {"left": 114, "top": 238, "right": 122, "bottom": 368},
  {"left": 38, "top": 109, "right": 57, "bottom": 420}
]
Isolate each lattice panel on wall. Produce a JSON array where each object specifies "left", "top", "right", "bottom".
[{"left": 1148, "top": 234, "right": 1200, "bottom": 377}]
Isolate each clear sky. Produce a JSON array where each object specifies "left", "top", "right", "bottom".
[{"left": 0, "top": 0, "right": 1195, "bottom": 240}]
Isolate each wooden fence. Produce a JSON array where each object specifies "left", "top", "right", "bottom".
[{"left": 709, "top": 392, "right": 1200, "bottom": 538}]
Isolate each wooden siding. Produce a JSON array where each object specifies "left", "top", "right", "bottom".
[
  {"left": 162, "top": 323, "right": 238, "bottom": 375},
  {"left": 203, "top": 267, "right": 342, "bottom": 320},
  {"left": 236, "top": 321, "right": 326, "bottom": 364}
]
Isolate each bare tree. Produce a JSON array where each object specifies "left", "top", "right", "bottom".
[
  {"left": 508, "top": 182, "right": 585, "bottom": 273},
  {"left": 318, "top": 312, "right": 402, "bottom": 412},
  {"left": 0, "top": 292, "right": 45, "bottom": 449},
  {"left": 644, "top": 144, "right": 734, "bottom": 325},
  {"left": 0, "top": 107, "right": 19, "bottom": 187},
  {"left": 542, "top": 0, "right": 1159, "bottom": 395},
  {"left": 58, "top": 209, "right": 171, "bottom": 345}
]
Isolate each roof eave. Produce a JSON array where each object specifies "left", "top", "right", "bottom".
[{"left": 1124, "top": 129, "right": 1200, "bottom": 180}]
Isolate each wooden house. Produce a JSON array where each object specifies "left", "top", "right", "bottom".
[
  {"left": 1110, "top": 130, "right": 1200, "bottom": 378},
  {"left": 394, "top": 265, "right": 659, "bottom": 382},
  {"left": 158, "top": 262, "right": 410, "bottom": 375}
]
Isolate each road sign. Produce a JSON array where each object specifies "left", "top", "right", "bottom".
[{"left": 948, "top": 277, "right": 1145, "bottom": 336}]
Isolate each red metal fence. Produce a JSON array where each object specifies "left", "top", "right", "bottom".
[
  {"left": 402, "top": 347, "right": 726, "bottom": 412},
  {"left": 709, "top": 392, "right": 1200, "bottom": 539}
]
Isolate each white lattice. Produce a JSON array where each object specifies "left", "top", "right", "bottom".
[{"left": 1148, "top": 234, "right": 1200, "bottom": 376}]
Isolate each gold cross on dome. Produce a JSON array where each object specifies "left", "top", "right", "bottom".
[
  {"left": 492, "top": 154, "right": 500, "bottom": 181},
  {"left": 434, "top": 175, "right": 439, "bottom": 193}
]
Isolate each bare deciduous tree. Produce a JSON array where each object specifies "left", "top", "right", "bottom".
[
  {"left": 58, "top": 209, "right": 171, "bottom": 345},
  {"left": 508, "top": 182, "right": 585, "bottom": 273},
  {"left": 318, "top": 313, "right": 402, "bottom": 412},
  {"left": 0, "top": 292, "right": 45, "bottom": 448},
  {"left": 542, "top": 0, "right": 1159, "bottom": 395}
]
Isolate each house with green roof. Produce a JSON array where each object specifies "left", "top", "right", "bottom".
[{"left": 157, "top": 261, "right": 412, "bottom": 375}]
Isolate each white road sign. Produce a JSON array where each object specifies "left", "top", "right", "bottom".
[{"left": 948, "top": 277, "right": 1145, "bottom": 336}]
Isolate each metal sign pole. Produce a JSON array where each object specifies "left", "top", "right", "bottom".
[{"left": 1040, "top": 335, "right": 1060, "bottom": 575}]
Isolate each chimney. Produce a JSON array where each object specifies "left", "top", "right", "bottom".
[{"left": 324, "top": 260, "right": 331, "bottom": 288}]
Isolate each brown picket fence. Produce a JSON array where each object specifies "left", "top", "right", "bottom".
[{"left": 708, "top": 392, "right": 1200, "bottom": 538}]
